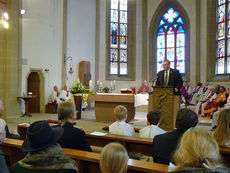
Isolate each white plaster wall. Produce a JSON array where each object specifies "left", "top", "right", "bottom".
[
  {"left": 66, "top": 0, "right": 96, "bottom": 90},
  {"left": 97, "top": 0, "right": 143, "bottom": 92},
  {"left": 21, "top": 0, "right": 63, "bottom": 103}
]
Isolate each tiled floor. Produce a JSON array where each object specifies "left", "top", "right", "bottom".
[{"left": 6, "top": 105, "right": 213, "bottom": 136}]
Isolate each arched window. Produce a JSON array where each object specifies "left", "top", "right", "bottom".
[
  {"left": 216, "top": 0, "right": 230, "bottom": 74},
  {"left": 156, "top": 7, "right": 185, "bottom": 74},
  {"left": 109, "top": 0, "right": 128, "bottom": 76}
]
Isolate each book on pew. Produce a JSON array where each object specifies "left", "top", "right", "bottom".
[{"left": 90, "top": 132, "right": 107, "bottom": 136}]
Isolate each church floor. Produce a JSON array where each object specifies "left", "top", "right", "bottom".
[{"left": 5, "top": 105, "right": 212, "bottom": 136}]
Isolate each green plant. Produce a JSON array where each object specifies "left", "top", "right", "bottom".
[
  {"left": 70, "top": 78, "right": 86, "bottom": 94},
  {"left": 103, "top": 86, "right": 110, "bottom": 93}
]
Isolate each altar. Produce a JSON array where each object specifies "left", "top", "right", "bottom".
[{"left": 88, "top": 93, "right": 135, "bottom": 122}]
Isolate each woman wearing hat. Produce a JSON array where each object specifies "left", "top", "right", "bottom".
[{"left": 10, "top": 120, "right": 78, "bottom": 173}]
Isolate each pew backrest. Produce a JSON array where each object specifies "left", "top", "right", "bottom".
[{"left": 1, "top": 138, "right": 169, "bottom": 173}]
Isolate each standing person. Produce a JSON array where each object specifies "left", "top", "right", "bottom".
[
  {"left": 156, "top": 60, "right": 183, "bottom": 95},
  {"left": 139, "top": 110, "right": 166, "bottom": 139},
  {"left": 61, "top": 85, "right": 71, "bottom": 102},
  {"left": 10, "top": 121, "right": 78, "bottom": 173},
  {"left": 57, "top": 102, "right": 92, "bottom": 152},
  {"left": 100, "top": 143, "right": 129, "bottom": 173},
  {"left": 152, "top": 108, "right": 198, "bottom": 165}
]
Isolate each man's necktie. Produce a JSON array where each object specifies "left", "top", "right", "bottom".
[{"left": 164, "top": 70, "right": 168, "bottom": 86}]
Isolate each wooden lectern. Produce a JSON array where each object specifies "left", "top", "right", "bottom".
[{"left": 148, "top": 87, "right": 180, "bottom": 131}]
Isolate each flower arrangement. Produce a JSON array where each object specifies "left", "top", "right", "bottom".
[
  {"left": 70, "top": 78, "right": 86, "bottom": 94},
  {"left": 70, "top": 78, "right": 95, "bottom": 104}
]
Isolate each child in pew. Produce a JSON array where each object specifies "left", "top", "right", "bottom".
[
  {"left": 139, "top": 110, "right": 166, "bottom": 139},
  {"left": 213, "top": 109, "right": 230, "bottom": 147},
  {"left": 100, "top": 143, "right": 129, "bottom": 173},
  {"left": 109, "top": 105, "right": 135, "bottom": 136},
  {"left": 171, "top": 128, "right": 228, "bottom": 173},
  {"left": 57, "top": 102, "right": 92, "bottom": 152}
]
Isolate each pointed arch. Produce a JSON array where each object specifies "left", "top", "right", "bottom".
[{"left": 149, "top": 0, "right": 190, "bottom": 80}]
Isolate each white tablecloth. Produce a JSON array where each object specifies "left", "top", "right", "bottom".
[{"left": 134, "top": 94, "right": 149, "bottom": 107}]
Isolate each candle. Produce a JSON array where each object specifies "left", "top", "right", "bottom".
[
  {"left": 97, "top": 81, "right": 99, "bottom": 85},
  {"left": 111, "top": 82, "right": 113, "bottom": 87},
  {"left": 89, "top": 80, "right": 92, "bottom": 92},
  {"left": 100, "top": 82, "right": 102, "bottom": 87},
  {"left": 114, "top": 80, "right": 116, "bottom": 85}
]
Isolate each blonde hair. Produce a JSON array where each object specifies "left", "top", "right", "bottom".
[
  {"left": 173, "top": 128, "right": 222, "bottom": 170},
  {"left": 100, "top": 143, "right": 129, "bottom": 173},
  {"left": 114, "top": 105, "right": 127, "bottom": 121},
  {"left": 213, "top": 109, "right": 230, "bottom": 146},
  {"left": 57, "top": 102, "right": 76, "bottom": 125}
]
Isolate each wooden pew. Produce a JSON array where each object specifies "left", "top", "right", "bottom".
[
  {"left": 1, "top": 138, "right": 168, "bottom": 173},
  {"left": 86, "top": 133, "right": 153, "bottom": 156},
  {"left": 17, "top": 124, "right": 230, "bottom": 167}
]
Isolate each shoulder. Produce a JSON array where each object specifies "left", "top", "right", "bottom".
[{"left": 170, "top": 68, "right": 180, "bottom": 74}]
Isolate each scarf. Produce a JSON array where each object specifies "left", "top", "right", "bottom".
[{"left": 19, "top": 144, "right": 78, "bottom": 172}]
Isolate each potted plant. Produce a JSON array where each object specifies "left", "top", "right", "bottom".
[{"left": 103, "top": 86, "right": 110, "bottom": 93}]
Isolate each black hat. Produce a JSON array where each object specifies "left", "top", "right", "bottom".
[{"left": 22, "top": 120, "right": 64, "bottom": 152}]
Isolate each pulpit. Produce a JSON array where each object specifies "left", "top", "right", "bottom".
[{"left": 148, "top": 87, "right": 180, "bottom": 131}]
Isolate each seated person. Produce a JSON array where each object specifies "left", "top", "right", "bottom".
[
  {"left": 10, "top": 120, "right": 78, "bottom": 173},
  {"left": 190, "top": 82, "right": 203, "bottom": 105},
  {"left": 204, "top": 86, "right": 228, "bottom": 118},
  {"left": 109, "top": 105, "right": 135, "bottom": 136},
  {"left": 51, "top": 85, "right": 63, "bottom": 112},
  {"left": 57, "top": 102, "right": 92, "bottom": 152},
  {"left": 61, "top": 85, "right": 71, "bottom": 102},
  {"left": 172, "top": 128, "right": 226, "bottom": 173},
  {"left": 200, "top": 82, "right": 210, "bottom": 100},
  {"left": 195, "top": 87, "right": 215, "bottom": 116},
  {"left": 180, "top": 81, "right": 192, "bottom": 104},
  {"left": 100, "top": 143, "right": 129, "bottom": 173},
  {"left": 0, "top": 118, "right": 9, "bottom": 173},
  {"left": 212, "top": 88, "right": 230, "bottom": 129},
  {"left": 213, "top": 109, "right": 230, "bottom": 147},
  {"left": 139, "top": 110, "right": 166, "bottom": 139},
  {"left": 137, "top": 80, "right": 151, "bottom": 94},
  {"left": 0, "top": 100, "right": 20, "bottom": 139},
  {"left": 152, "top": 108, "right": 198, "bottom": 165}
]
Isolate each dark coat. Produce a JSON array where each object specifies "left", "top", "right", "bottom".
[
  {"left": 156, "top": 68, "right": 183, "bottom": 95},
  {"left": 152, "top": 129, "right": 184, "bottom": 165},
  {"left": 10, "top": 163, "right": 77, "bottom": 173},
  {"left": 57, "top": 122, "right": 92, "bottom": 152},
  {"left": 171, "top": 167, "right": 229, "bottom": 173}
]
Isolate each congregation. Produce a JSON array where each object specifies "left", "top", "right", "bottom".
[{"left": 0, "top": 98, "right": 230, "bottom": 173}]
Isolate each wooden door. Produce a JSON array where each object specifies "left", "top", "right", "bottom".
[{"left": 27, "top": 72, "right": 40, "bottom": 113}]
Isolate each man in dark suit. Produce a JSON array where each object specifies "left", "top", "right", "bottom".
[
  {"left": 156, "top": 60, "right": 183, "bottom": 95},
  {"left": 152, "top": 108, "right": 198, "bottom": 165}
]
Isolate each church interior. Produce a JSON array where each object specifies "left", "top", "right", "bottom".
[{"left": 1, "top": 0, "right": 230, "bottom": 172}]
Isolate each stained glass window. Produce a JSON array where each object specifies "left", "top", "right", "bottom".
[
  {"left": 156, "top": 7, "right": 185, "bottom": 74},
  {"left": 109, "top": 0, "right": 128, "bottom": 75},
  {"left": 216, "top": 0, "right": 230, "bottom": 74}
]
